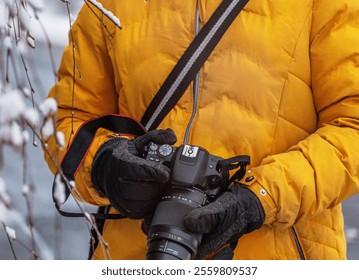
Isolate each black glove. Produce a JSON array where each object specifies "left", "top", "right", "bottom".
[
  {"left": 91, "top": 128, "right": 177, "bottom": 219},
  {"left": 184, "top": 183, "right": 265, "bottom": 259}
]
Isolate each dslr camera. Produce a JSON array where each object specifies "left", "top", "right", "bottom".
[{"left": 144, "top": 142, "right": 232, "bottom": 260}]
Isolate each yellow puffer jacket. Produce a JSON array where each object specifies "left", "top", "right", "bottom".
[{"left": 44, "top": 0, "right": 359, "bottom": 259}]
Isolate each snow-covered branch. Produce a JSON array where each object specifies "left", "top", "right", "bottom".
[
  {"left": 0, "top": 1, "right": 122, "bottom": 259},
  {"left": 85, "top": 0, "right": 121, "bottom": 29}
]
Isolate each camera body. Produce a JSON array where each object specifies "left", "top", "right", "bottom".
[
  {"left": 145, "top": 142, "right": 229, "bottom": 260},
  {"left": 146, "top": 142, "right": 228, "bottom": 198}
]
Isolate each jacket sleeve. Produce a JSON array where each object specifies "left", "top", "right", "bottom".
[
  {"left": 44, "top": 2, "right": 119, "bottom": 205},
  {"left": 247, "top": 0, "right": 359, "bottom": 229}
]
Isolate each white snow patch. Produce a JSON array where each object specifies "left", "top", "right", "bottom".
[
  {"left": 5, "top": 225, "right": 16, "bottom": 240},
  {"left": 22, "top": 184, "right": 30, "bottom": 196},
  {"left": 0, "top": 177, "right": 12, "bottom": 208},
  {"left": 53, "top": 174, "right": 66, "bottom": 206},
  {"left": 345, "top": 227, "right": 359, "bottom": 243},
  {"left": 87, "top": 0, "right": 121, "bottom": 29},
  {"left": 39, "top": 98, "right": 57, "bottom": 116},
  {"left": 41, "top": 118, "right": 54, "bottom": 140},
  {"left": 24, "top": 108, "right": 39, "bottom": 128},
  {"left": 56, "top": 131, "right": 65, "bottom": 148},
  {"left": 0, "top": 90, "right": 26, "bottom": 123}
]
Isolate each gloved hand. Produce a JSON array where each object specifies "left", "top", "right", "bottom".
[
  {"left": 184, "top": 183, "right": 265, "bottom": 259},
  {"left": 91, "top": 128, "right": 177, "bottom": 219}
]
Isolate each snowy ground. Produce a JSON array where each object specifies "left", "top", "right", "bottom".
[{"left": 0, "top": 1, "right": 358, "bottom": 260}]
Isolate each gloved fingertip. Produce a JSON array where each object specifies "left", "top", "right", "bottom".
[
  {"left": 164, "top": 128, "right": 176, "bottom": 136},
  {"left": 133, "top": 129, "right": 177, "bottom": 149},
  {"left": 155, "top": 128, "right": 177, "bottom": 145},
  {"left": 156, "top": 170, "right": 170, "bottom": 183},
  {"left": 148, "top": 163, "right": 171, "bottom": 183}
]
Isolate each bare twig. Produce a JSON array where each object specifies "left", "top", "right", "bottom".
[
  {"left": 2, "top": 222, "right": 17, "bottom": 260},
  {"left": 31, "top": 126, "right": 112, "bottom": 259},
  {"left": 63, "top": 0, "right": 77, "bottom": 144},
  {"left": 0, "top": 0, "right": 119, "bottom": 260}
]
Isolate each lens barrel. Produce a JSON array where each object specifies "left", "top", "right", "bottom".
[{"left": 146, "top": 186, "right": 207, "bottom": 260}]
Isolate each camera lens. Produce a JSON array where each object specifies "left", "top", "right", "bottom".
[{"left": 146, "top": 185, "right": 208, "bottom": 260}]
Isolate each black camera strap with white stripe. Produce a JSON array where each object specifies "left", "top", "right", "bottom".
[
  {"left": 54, "top": 0, "right": 250, "bottom": 220},
  {"left": 142, "top": 0, "right": 250, "bottom": 130}
]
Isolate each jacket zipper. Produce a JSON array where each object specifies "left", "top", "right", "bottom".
[
  {"left": 183, "top": 0, "right": 201, "bottom": 145},
  {"left": 290, "top": 227, "right": 306, "bottom": 260}
]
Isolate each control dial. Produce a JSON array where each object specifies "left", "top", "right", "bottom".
[{"left": 158, "top": 144, "right": 173, "bottom": 157}]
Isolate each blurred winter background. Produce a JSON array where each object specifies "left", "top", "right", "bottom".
[
  {"left": 0, "top": 0, "right": 90, "bottom": 260},
  {"left": 0, "top": 1, "right": 358, "bottom": 260}
]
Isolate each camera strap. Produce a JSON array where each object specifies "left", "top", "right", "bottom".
[
  {"left": 141, "top": 0, "right": 250, "bottom": 130},
  {"left": 217, "top": 155, "right": 250, "bottom": 186},
  {"left": 52, "top": 115, "right": 146, "bottom": 219},
  {"left": 52, "top": 0, "right": 250, "bottom": 220}
]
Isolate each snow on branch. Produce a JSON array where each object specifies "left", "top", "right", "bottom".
[
  {"left": 53, "top": 174, "right": 66, "bottom": 207},
  {"left": 0, "top": 0, "right": 119, "bottom": 259},
  {"left": 0, "top": 177, "right": 12, "bottom": 210},
  {"left": 5, "top": 225, "right": 16, "bottom": 240},
  {"left": 0, "top": 89, "right": 39, "bottom": 152},
  {"left": 85, "top": 0, "right": 122, "bottom": 29}
]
